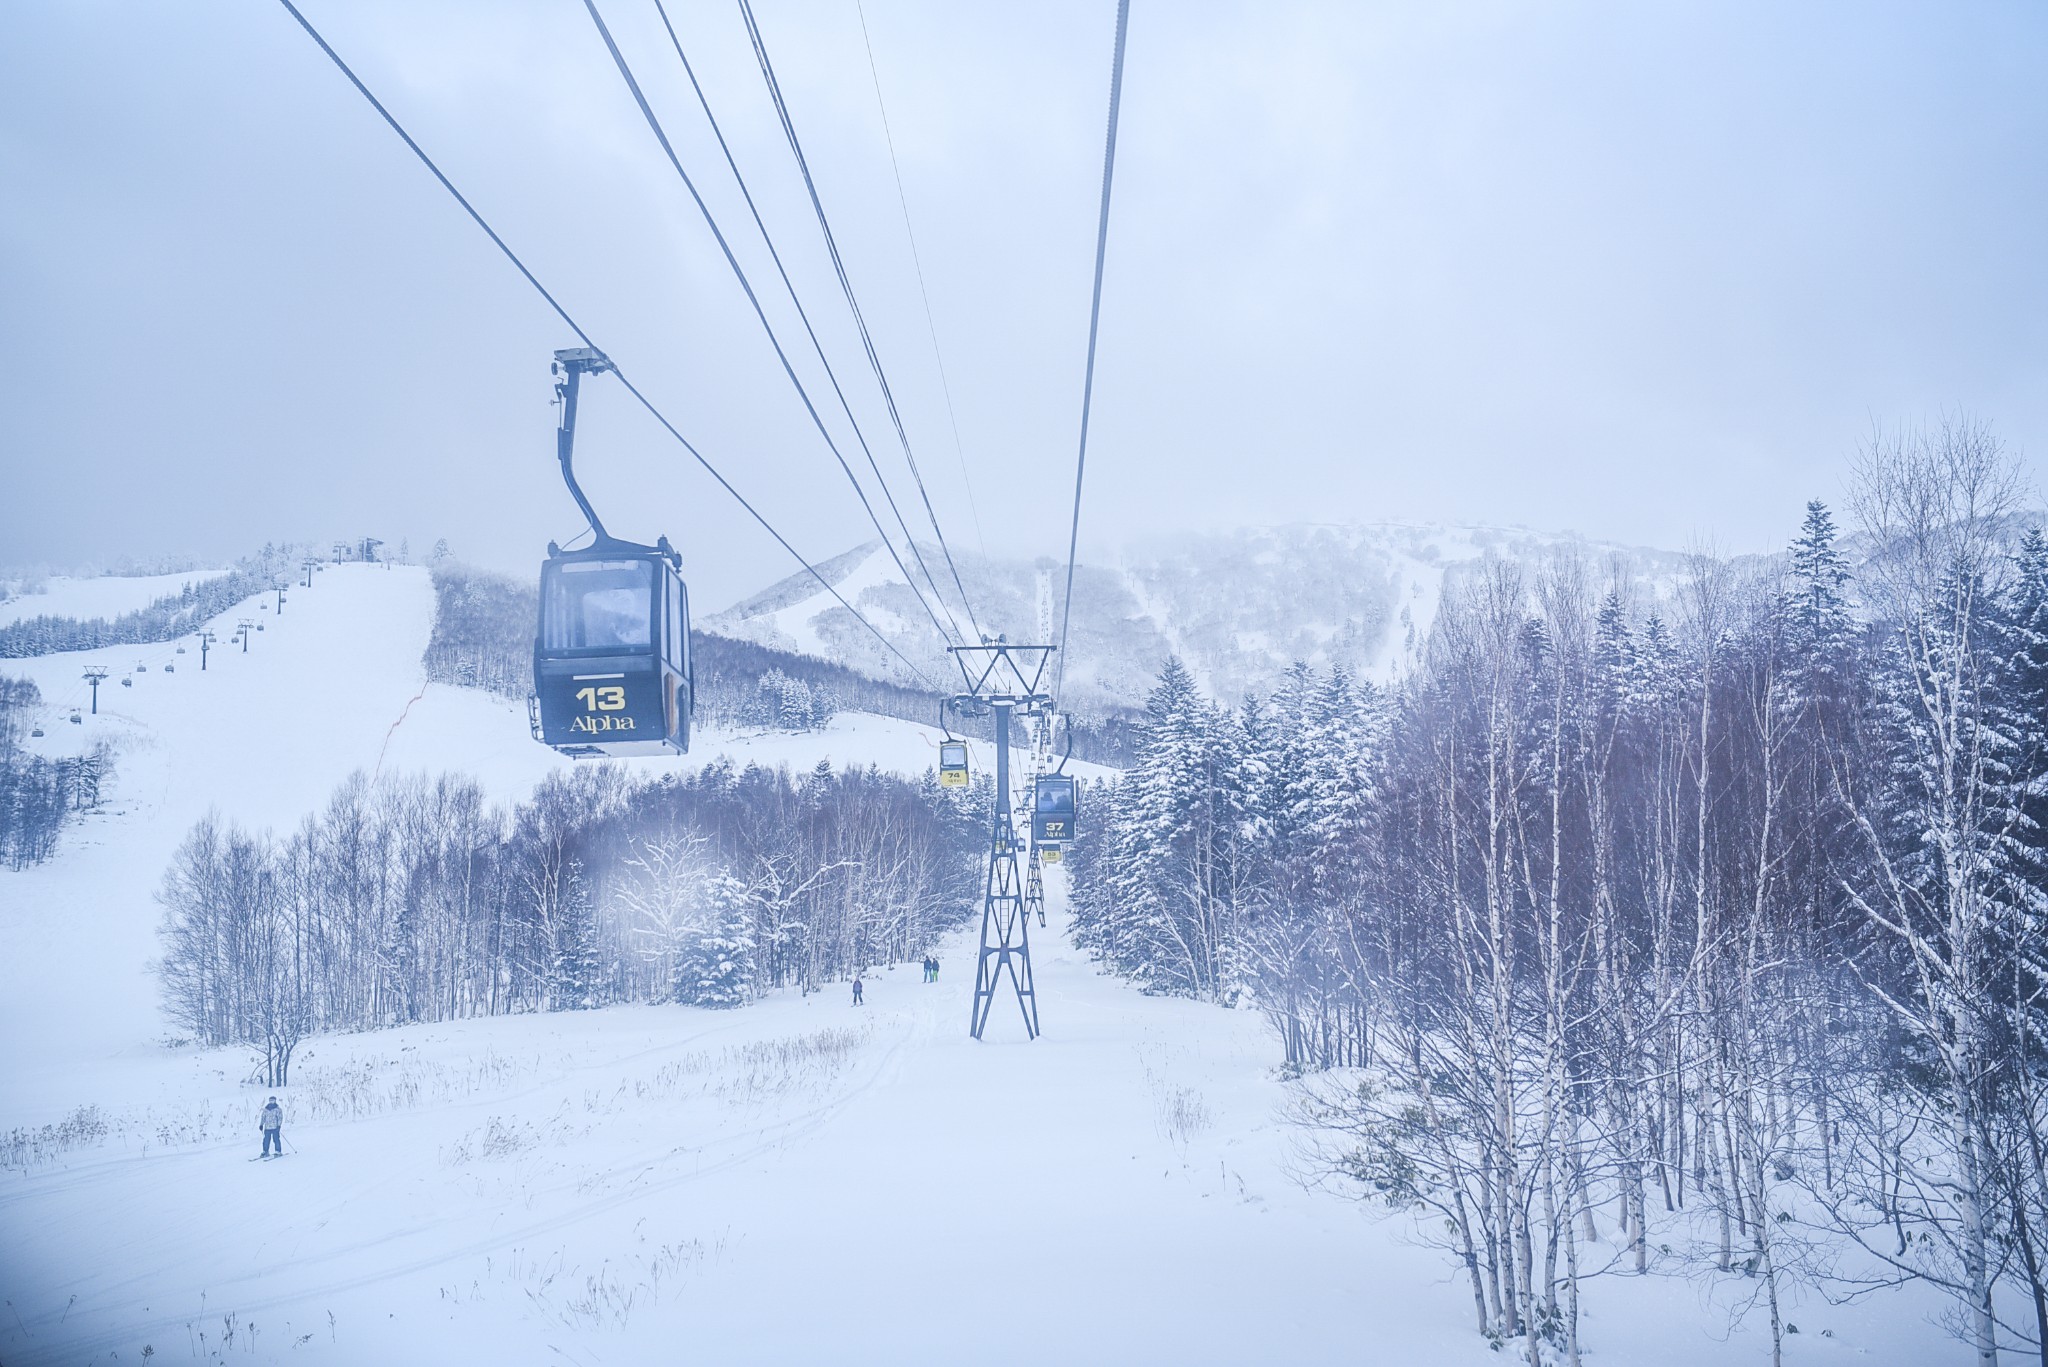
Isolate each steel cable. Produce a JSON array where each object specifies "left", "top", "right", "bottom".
[
  {"left": 735, "top": 0, "right": 984, "bottom": 643},
  {"left": 274, "top": 0, "right": 941, "bottom": 691},
  {"left": 1053, "top": 0, "right": 1131, "bottom": 700},
  {"left": 585, "top": 0, "right": 964, "bottom": 651}
]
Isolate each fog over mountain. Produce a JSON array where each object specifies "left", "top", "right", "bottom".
[{"left": 708, "top": 519, "right": 1727, "bottom": 713}]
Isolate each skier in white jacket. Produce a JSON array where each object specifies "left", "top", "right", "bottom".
[{"left": 259, "top": 1097, "right": 284, "bottom": 1157}]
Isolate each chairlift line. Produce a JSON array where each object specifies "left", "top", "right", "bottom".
[
  {"left": 1053, "top": 0, "right": 1133, "bottom": 701},
  {"left": 855, "top": 0, "right": 991, "bottom": 569},
  {"left": 655, "top": 0, "right": 982, "bottom": 648},
  {"left": 583, "top": 0, "right": 966, "bottom": 652},
  {"left": 735, "top": 0, "right": 986, "bottom": 644},
  {"left": 272, "top": 0, "right": 941, "bottom": 693}
]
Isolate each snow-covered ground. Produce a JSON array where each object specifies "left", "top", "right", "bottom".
[
  {"left": 0, "top": 569, "right": 230, "bottom": 627},
  {"left": 0, "top": 562, "right": 1954, "bottom": 1365}
]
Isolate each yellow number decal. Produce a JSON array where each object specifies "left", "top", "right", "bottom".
[{"left": 574, "top": 686, "right": 628, "bottom": 712}]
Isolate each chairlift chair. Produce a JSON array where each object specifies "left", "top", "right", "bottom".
[
  {"left": 69, "top": 713, "right": 81, "bottom": 725},
  {"left": 31, "top": 725, "right": 44, "bottom": 738},
  {"left": 120, "top": 677, "right": 132, "bottom": 687}
]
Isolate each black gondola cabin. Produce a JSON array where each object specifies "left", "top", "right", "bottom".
[
  {"left": 938, "top": 740, "right": 970, "bottom": 787},
  {"left": 1032, "top": 773, "right": 1078, "bottom": 846},
  {"left": 533, "top": 544, "right": 692, "bottom": 758}
]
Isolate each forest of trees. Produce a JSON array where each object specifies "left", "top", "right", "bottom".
[
  {"left": 0, "top": 676, "right": 112, "bottom": 868},
  {"left": 154, "top": 758, "right": 984, "bottom": 1088},
  {"left": 1069, "top": 421, "right": 2048, "bottom": 1366}
]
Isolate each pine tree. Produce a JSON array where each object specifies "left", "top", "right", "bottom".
[
  {"left": 548, "top": 859, "right": 603, "bottom": 1010},
  {"left": 674, "top": 875, "right": 756, "bottom": 1007},
  {"left": 1591, "top": 591, "right": 1635, "bottom": 725},
  {"left": 1782, "top": 499, "right": 1856, "bottom": 711}
]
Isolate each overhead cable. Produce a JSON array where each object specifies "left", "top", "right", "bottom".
[
  {"left": 273, "top": 0, "right": 941, "bottom": 691},
  {"left": 643, "top": 0, "right": 968, "bottom": 649},
  {"left": 855, "top": 0, "right": 990, "bottom": 568},
  {"left": 584, "top": 0, "right": 965, "bottom": 651},
  {"left": 1054, "top": 0, "right": 1131, "bottom": 699},
  {"left": 736, "top": 0, "right": 985, "bottom": 644}
]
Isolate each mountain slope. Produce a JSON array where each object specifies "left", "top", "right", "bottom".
[{"left": 709, "top": 521, "right": 1716, "bottom": 712}]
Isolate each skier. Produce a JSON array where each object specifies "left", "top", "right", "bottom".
[
  {"left": 852, "top": 975, "right": 865, "bottom": 1007},
  {"left": 259, "top": 1096, "right": 284, "bottom": 1158}
]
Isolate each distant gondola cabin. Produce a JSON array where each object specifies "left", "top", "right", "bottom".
[
  {"left": 1032, "top": 774, "right": 1078, "bottom": 846},
  {"left": 938, "top": 740, "right": 970, "bottom": 787}
]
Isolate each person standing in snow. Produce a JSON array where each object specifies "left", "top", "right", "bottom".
[
  {"left": 852, "top": 975, "right": 864, "bottom": 1006},
  {"left": 259, "top": 1096, "right": 284, "bottom": 1157}
]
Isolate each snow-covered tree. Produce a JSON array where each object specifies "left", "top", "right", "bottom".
[{"left": 674, "top": 876, "right": 755, "bottom": 1008}]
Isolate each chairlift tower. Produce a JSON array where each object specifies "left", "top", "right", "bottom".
[
  {"left": 951, "top": 640, "right": 1055, "bottom": 1041},
  {"left": 199, "top": 630, "right": 215, "bottom": 671},
  {"left": 82, "top": 666, "right": 108, "bottom": 715}
]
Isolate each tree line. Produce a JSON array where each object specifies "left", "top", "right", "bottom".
[
  {"left": 1069, "top": 419, "right": 2048, "bottom": 1366},
  {"left": 155, "top": 757, "right": 985, "bottom": 1088},
  {"left": 0, "top": 548, "right": 300, "bottom": 659},
  {"left": 0, "top": 676, "right": 111, "bottom": 868}
]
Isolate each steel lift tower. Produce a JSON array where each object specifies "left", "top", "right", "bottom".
[{"left": 951, "top": 640, "right": 1055, "bottom": 1041}]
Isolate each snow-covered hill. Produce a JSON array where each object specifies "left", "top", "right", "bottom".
[
  {"left": 0, "top": 564, "right": 1070, "bottom": 1119},
  {"left": 0, "top": 568, "right": 230, "bottom": 627},
  {"left": 0, "top": 560, "right": 1949, "bottom": 1366},
  {"left": 709, "top": 522, "right": 1713, "bottom": 713}
]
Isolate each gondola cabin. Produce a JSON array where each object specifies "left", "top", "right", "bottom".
[
  {"left": 1032, "top": 773, "right": 1078, "bottom": 847},
  {"left": 938, "top": 740, "right": 970, "bottom": 787},
  {"left": 532, "top": 544, "right": 692, "bottom": 758}
]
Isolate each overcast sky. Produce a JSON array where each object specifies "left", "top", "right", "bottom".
[{"left": 3, "top": 1, "right": 2044, "bottom": 610}]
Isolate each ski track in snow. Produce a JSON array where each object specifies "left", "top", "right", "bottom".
[{"left": 0, "top": 563, "right": 1953, "bottom": 1366}]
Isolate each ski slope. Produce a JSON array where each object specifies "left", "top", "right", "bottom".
[{"left": 0, "top": 562, "right": 1953, "bottom": 1365}]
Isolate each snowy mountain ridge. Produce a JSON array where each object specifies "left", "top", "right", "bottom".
[{"left": 709, "top": 519, "right": 1723, "bottom": 712}]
